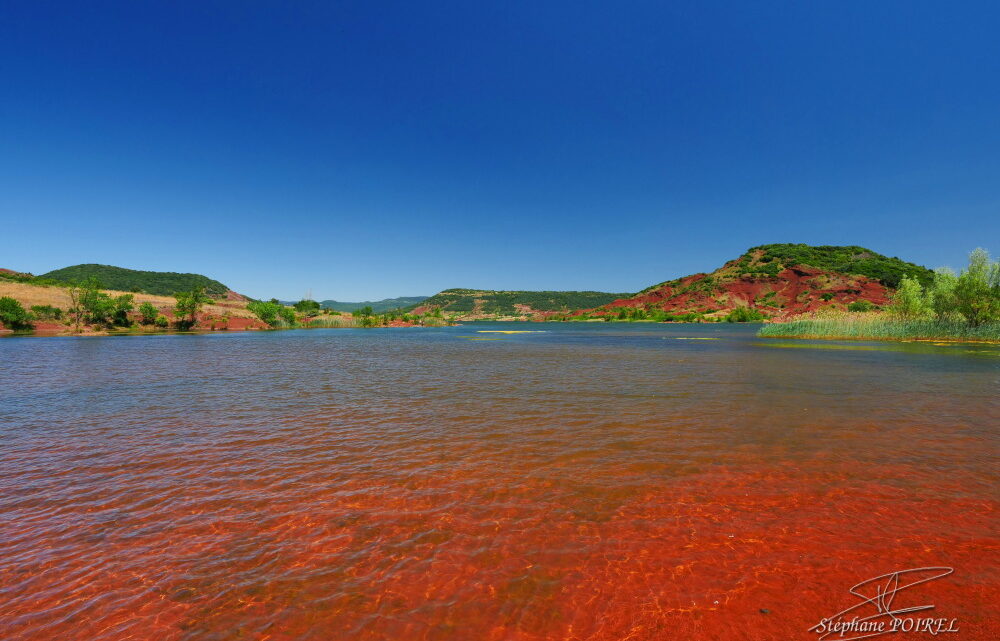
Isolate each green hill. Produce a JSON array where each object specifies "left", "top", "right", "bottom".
[
  {"left": 41, "top": 264, "right": 231, "bottom": 297},
  {"left": 413, "top": 289, "right": 628, "bottom": 316}
]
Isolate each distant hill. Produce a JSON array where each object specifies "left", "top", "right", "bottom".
[
  {"left": 589, "top": 244, "right": 935, "bottom": 320},
  {"left": 41, "top": 264, "right": 233, "bottom": 298},
  {"left": 278, "top": 296, "right": 429, "bottom": 313},
  {"left": 321, "top": 297, "right": 428, "bottom": 313},
  {"left": 412, "top": 289, "right": 629, "bottom": 319}
]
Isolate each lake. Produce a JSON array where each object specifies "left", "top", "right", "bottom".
[{"left": 1, "top": 323, "right": 997, "bottom": 640}]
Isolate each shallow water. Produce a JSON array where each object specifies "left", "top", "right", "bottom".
[{"left": 1, "top": 323, "right": 997, "bottom": 640}]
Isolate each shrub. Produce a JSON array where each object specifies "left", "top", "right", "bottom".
[
  {"left": 847, "top": 300, "right": 875, "bottom": 312},
  {"left": 248, "top": 301, "right": 296, "bottom": 327},
  {"left": 0, "top": 297, "right": 33, "bottom": 330},
  {"left": 30, "top": 304, "right": 63, "bottom": 320},
  {"left": 138, "top": 302, "right": 159, "bottom": 324},
  {"left": 725, "top": 306, "right": 765, "bottom": 322},
  {"left": 293, "top": 299, "right": 321, "bottom": 316},
  {"left": 154, "top": 315, "right": 169, "bottom": 328},
  {"left": 820, "top": 292, "right": 835, "bottom": 301},
  {"left": 278, "top": 306, "right": 296, "bottom": 326},
  {"left": 248, "top": 300, "right": 280, "bottom": 326}
]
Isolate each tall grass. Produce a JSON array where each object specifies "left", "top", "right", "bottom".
[
  {"left": 758, "top": 311, "right": 1000, "bottom": 342},
  {"left": 307, "top": 316, "right": 362, "bottom": 328}
]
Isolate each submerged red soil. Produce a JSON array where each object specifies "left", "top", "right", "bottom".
[{"left": 2, "top": 458, "right": 994, "bottom": 641}]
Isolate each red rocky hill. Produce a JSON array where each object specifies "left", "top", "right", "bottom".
[{"left": 577, "top": 244, "right": 934, "bottom": 321}]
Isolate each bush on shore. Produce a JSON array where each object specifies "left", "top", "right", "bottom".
[
  {"left": 248, "top": 300, "right": 296, "bottom": 327},
  {"left": 0, "top": 296, "right": 34, "bottom": 330},
  {"left": 725, "top": 306, "right": 765, "bottom": 322},
  {"left": 138, "top": 302, "right": 159, "bottom": 325},
  {"left": 30, "top": 304, "right": 64, "bottom": 320}
]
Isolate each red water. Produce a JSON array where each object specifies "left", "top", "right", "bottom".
[{"left": 1, "top": 325, "right": 997, "bottom": 640}]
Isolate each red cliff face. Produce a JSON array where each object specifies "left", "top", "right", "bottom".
[{"left": 588, "top": 253, "right": 893, "bottom": 319}]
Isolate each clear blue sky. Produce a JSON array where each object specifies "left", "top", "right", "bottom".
[{"left": 2, "top": 2, "right": 998, "bottom": 300}]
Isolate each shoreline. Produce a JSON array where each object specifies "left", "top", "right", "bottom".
[{"left": 757, "top": 333, "right": 1000, "bottom": 345}]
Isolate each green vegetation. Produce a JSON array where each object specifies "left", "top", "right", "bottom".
[
  {"left": 293, "top": 299, "right": 322, "bottom": 317},
  {"left": 248, "top": 300, "right": 296, "bottom": 327},
  {"left": 0, "top": 270, "right": 65, "bottom": 287},
  {"left": 725, "top": 307, "right": 765, "bottom": 322},
  {"left": 41, "top": 264, "right": 230, "bottom": 297},
  {"left": 745, "top": 244, "right": 934, "bottom": 288},
  {"left": 30, "top": 304, "right": 63, "bottom": 320},
  {"left": 760, "top": 248, "right": 1000, "bottom": 341},
  {"left": 173, "top": 286, "right": 210, "bottom": 329},
  {"left": 415, "top": 289, "right": 628, "bottom": 316},
  {"left": 138, "top": 302, "right": 159, "bottom": 324},
  {"left": 0, "top": 297, "right": 33, "bottom": 330},
  {"left": 78, "top": 277, "right": 134, "bottom": 327},
  {"left": 847, "top": 300, "right": 875, "bottom": 312},
  {"left": 757, "top": 315, "right": 1000, "bottom": 342}
]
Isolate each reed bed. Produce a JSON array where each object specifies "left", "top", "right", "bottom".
[
  {"left": 758, "top": 311, "right": 1000, "bottom": 342},
  {"left": 307, "top": 316, "right": 363, "bottom": 328}
]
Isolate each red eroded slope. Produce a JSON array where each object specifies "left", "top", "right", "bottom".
[{"left": 591, "top": 250, "right": 893, "bottom": 319}]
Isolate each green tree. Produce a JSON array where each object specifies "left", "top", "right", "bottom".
[
  {"left": 138, "top": 302, "right": 159, "bottom": 324},
  {"left": 66, "top": 281, "right": 84, "bottom": 332},
  {"left": 174, "top": 286, "right": 210, "bottom": 329},
  {"left": 80, "top": 277, "right": 114, "bottom": 325},
  {"left": 110, "top": 294, "right": 135, "bottom": 326},
  {"left": 889, "top": 276, "right": 929, "bottom": 319},
  {"left": 0, "top": 297, "right": 33, "bottom": 330},
  {"left": 926, "top": 267, "right": 958, "bottom": 320},
  {"left": 954, "top": 248, "right": 1000, "bottom": 326}
]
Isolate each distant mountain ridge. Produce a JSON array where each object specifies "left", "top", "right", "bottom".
[
  {"left": 278, "top": 297, "right": 430, "bottom": 313},
  {"left": 411, "top": 289, "right": 628, "bottom": 319},
  {"left": 41, "top": 264, "right": 235, "bottom": 298}
]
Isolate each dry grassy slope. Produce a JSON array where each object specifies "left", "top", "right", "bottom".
[{"left": 0, "top": 280, "right": 258, "bottom": 319}]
